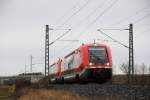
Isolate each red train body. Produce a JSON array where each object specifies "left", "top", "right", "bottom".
[{"left": 49, "top": 43, "right": 112, "bottom": 83}]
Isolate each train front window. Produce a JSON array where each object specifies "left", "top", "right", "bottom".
[{"left": 88, "top": 47, "right": 108, "bottom": 66}]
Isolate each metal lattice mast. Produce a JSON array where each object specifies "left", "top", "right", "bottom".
[
  {"left": 129, "top": 24, "right": 134, "bottom": 81},
  {"left": 97, "top": 24, "right": 134, "bottom": 84},
  {"left": 45, "top": 25, "right": 49, "bottom": 76}
]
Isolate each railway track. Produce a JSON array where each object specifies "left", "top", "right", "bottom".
[{"left": 48, "top": 83, "right": 150, "bottom": 100}]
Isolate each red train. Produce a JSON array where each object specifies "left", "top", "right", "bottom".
[{"left": 49, "top": 43, "right": 112, "bottom": 83}]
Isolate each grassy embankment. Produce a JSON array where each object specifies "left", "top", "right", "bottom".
[
  {"left": 1, "top": 75, "right": 149, "bottom": 100},
  {"left": 0, "top": 85, "right": 16, "bottom": 100}
]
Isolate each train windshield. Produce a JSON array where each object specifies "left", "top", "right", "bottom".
[{"left": 88, "top": 47, "right": 108, "bottom": 66}]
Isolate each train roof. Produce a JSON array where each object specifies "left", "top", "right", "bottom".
[{"left": 80, "top": 43, "right": 108, "bottom": 47}]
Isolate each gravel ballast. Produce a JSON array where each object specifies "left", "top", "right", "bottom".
[{"left": 49, "top": 84, "right": 150, "bottom": 100}]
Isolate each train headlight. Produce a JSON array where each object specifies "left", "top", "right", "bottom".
[
  {"left": 89, "top": 62, "right": 93, "bottom": 66},
  {"left": 106, "top": 63, "right": 109, "bottom": 66}
]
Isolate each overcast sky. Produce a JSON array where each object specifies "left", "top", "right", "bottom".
[{"left": 0, "top": 0, "right": 150, "bottom": 76}]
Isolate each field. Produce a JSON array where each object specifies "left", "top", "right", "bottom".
[{"left": 0, "top": 75, "right": 149, "bottom": 100}]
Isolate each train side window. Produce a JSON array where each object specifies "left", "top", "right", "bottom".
[{"left": 64, "top": 49, "right": 81, "bottom": 70}]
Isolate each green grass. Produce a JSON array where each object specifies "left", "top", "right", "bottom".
[
  {"left": 0, "top": 85, "right": 16, "bottom": 99},
  {"left": 0, "top": 86, "right": 10, "bottom": 97}
]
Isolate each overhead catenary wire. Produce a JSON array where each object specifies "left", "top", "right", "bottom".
[
  {"left": 103, "top": 11, "right": 150, "bottom": 38},
  {"left": 49, "top": 0, "right": 148, "bottom": 61},
  {"left": 102, "top": 10, "right": 150, "bottom": 39},
  {"left": 51, "top": 0, "right": 119, "bottom": 59},
  {"left": 68, "top": 0, "right": 119, "bottom": 44},
  {"left": 51, "top": 0, "right": 92, "bottom": 53},
  {"left": 139, "top": 28, "right": 150, "bottom": 34},
  {"left": 86, "top": 0, "right": 119, "bottom": 29},
  {"left": 97, "top": 28, "right": 128, "bottom": 30},
  {"left": 58, "top": 0, "right": 92, "bottom": 28},
  {"left": 110, "top": 3, "right": 150, "bottom": 27},
  {"left": 74, "top": 0, "right": 119, "bottom": 40},
  {"left": 54, "top": 0, "right": 81, "bottom": 26},
  {"left": 97, "top": 29, "right": 129, "bottom": 48},
  {"left": 96, "top": 28, "right": 128, "bottom": 37},
  {"left": 47, "top": 1, "right": 150, "bottom": 75},
  {"left": 135, "top": 28, "right": 150, "bottom": 38},
  {"left": 103, "top": 3, "right": 150, "bottom": 39},
  {"left": 97, "top": 39, "right": 119, "bottom": 42},
  {"left": 133, "top": 13, "right": 150, "bottom": 24},
  {"left": 57, "top": 40, "right": 78, "bottom": 42},
  {"left": 49, "top": 29, "right": 71, "bottom": 45},
  {"left": 72, "top": 0, "right": 109, "bottom": 28}
]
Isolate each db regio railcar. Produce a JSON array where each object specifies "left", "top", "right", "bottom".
[{"left": 49, "top": 43, "right": 112, "bottom": 83}]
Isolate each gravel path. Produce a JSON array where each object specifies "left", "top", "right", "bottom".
[{"left": 49, "top": 83, "right": 150, "bottom": 100}]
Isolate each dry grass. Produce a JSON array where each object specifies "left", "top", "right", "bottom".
[
  {"left": 18, "top": 88, "right": 87, "bottom": 100},
  {"left": 112, "top": 75, "right": 150, "bottom": 85},
  {"left": 112, "top": 75, "right": 128, "bottom": 84}
]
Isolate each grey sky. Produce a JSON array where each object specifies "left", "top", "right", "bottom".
[{"left": 0, "top": 0, "right": 150, "bottom": 76}]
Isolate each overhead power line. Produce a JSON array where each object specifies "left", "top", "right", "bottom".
[
  {"left": 97, "top": 29, "right": 129, "bottom": 48},
  {"left": 110, "top": 3, "right": 150, "bottom": 26},
  {"left": 103, "top": 11, "right": 150, "bottom": 40},
  {"left": 49, "top": 29, "right": 71, "bottom": 45},
  {"left": 54, "top": 0, "right": 81, "bottom": 26},
  {"left": 58, "top": 40, "right": 78, "bottom": 42},
  {"left": 58, "top": 0, "right": 92, "bottom": 28},
  {"left": 72, "top": 0, "right": 108, "bottom": 28},
  {"left": 135, "top": 28, "right": 150, "bottom": 38},
  {"left": 96, "top": 28, "right": 128, "bottom": 38},
  {"left": 49, "top": 28, "right": 71, "bottom": 30},
  {"left": 140, "top": 28, "right": 150, "bottom": 34},
  {"left": 98, "top": 28, "right": 129, "bottom": 30},
  {"left": 49, "top": 0, "right": 118, "bottom": 61},
  {"left": 103, "top": 13, "right": 150, "bottom": 38},
  {"left": 71, "top": 0, "right": 119, "bottom": 42},
  {"left": 97, "top": 39, "right": 117, "bottom": 42},
  {"left": 51, "top": 0, "right": 119, "bottom": 58},
  {"left": 86, "top": 0, "right": 119, "bottom": 28},
  {"left": 106, "top": 4, "right": 150, "bottom": 38},
  {"left": 133, "top": 13, "right": 150, "bottom": 24},
  {"left": 72, "top": 0, "right": 119, "bottom": 41}
]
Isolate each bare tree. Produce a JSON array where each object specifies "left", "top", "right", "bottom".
[
  {"left": 139, "top": 64, "right": 147, "bottom": 85},
  {"left": 120, "top": 62, "right": 129, "bottom": 74},
  {"left": 112, "top": 65, "right": 117, "bottom": 74},
  {"left": 134, "top": 64, "right": 139, "bottom": 74},
  {"left": 134, "top": 64, "right": 140, "bottom": 84},
  {"left": 120, "top": 62, "right": 129, "bottom": 84},
  {"left": 120, "top": 63, "right": 149, "bottom": 85},
  {"left": 141, "top": 63, "right": 146, "bottom": 75},
  {"left": 120, "top": 62, "right": 134, "bottom": 84},
  {"left": 148, "top": 66, "right": 150, "bottom": 75},
  {"left": 148, "top": 66, "right": 150, "bottom": 85}
]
